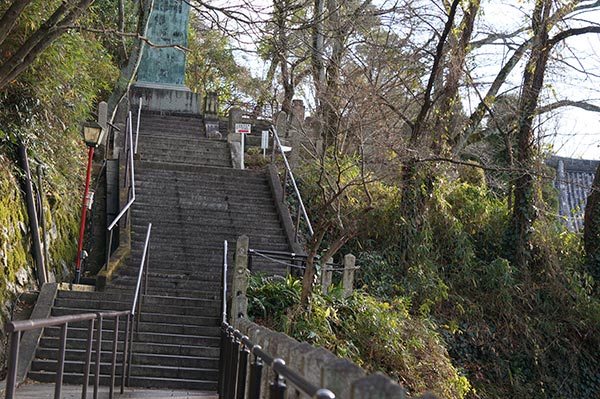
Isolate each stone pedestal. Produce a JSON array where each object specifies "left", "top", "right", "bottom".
[{"left": 131, "top": 83, "right": 200, "bottom": 114}]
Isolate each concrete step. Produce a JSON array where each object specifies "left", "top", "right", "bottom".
[
  {"left": 134, "top": 179, "right": 273, "bottom": 199},
  {"left": 134, "top": 160, "right": 265, "bottom": 179},
  {"left": 137, "top": 153, "right": 232, "bottom": 168},
  {"left": 28, "top": 370, "right": 217, "bottom": 391},
  {"left": 30, "top": 359, "right": 218, "bottom": 381}
]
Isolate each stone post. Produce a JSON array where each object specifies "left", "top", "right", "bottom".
[
  {"left": 343, "top": 254, "right": 356, "bottom": 298},
  {"left": 321, "top": 257, "right": 333, "bottom": 295},
  {"left": 322, "top": 359, "right": 366, "bottom": 398},
  {"left": 228, "top": 107, "right": 243, "bottom": 135},
  {"left": 230, "top": 235, "right": 249, "bottom": 328},
  {"left": 98, "top": 102, "right": 108, "bottom": 139},
  {"left": 227, "top": 107, "right": 244, "bottom": 168},
  {"left": 351, "top": 373, "right": 408, "bottom": 399}
]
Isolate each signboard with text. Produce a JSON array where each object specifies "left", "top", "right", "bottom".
[{"left": 235, "top": 123, "right": 252, "bottom": 134}]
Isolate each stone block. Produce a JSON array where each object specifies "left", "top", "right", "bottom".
[
  {"left": 304, "top": 347, "right": 337, "bottom": 388},
  {"left": 351, "top": 373, "right": 407, "bottom": 399},
  {"left": 322, "top": 358, "right": 365, "bottom": 398}
]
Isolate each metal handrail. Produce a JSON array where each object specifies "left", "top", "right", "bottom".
[
  {"left": 105, "top": 111, "right": 137, "bottom": 269},
  {"left": 270, "top": 127, "right": 314, "bottom": 236},
  {"left": 132, "top": 223, "right": 152, "bottom": 315},
  {"left": 222, "top": 240, "right": 228, "bottom": 324},
  {"left": 5, "top": 311, "right": 132, "bottom": 399},
  {"left": 219, "top": 322, "right": 335, "bottom": 399},
  {"left": 247, "top": 248, "right": 345, "bottom": 272},
  {"left": 127, "top": 222, "right": 152, "bottom": 385},
  {"left": 134, "top": 97, "right": 142, "bottom": 154}
]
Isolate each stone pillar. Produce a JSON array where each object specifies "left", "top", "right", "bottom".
[
  {"left": 351, "top": 373, "right": 408, "bottom": 399},
  {"left": 322, "top": 359, "right": 366, "bottom": 398},
  {"left": 227, "top": 107, "right": 244, "bottom": 169},
  {"left": 230, "top": 235, "right": 249, "bottom": 328},
  {"left": 228, "top": 107, "right": 243, "bottom": 135},
  {"left": 342, "top": 254, "right": 356, "bottom": 298}
]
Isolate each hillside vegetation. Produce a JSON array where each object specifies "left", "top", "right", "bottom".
[{"left": 248, "top": 157, "right": 600, "bottom": 398}]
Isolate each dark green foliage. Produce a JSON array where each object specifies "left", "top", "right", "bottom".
[{"left": 298, "top": 158, "right": 600, "bottom": 398}]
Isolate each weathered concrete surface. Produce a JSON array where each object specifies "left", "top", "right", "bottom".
[{"left": 15, "top": 283, "right": 58, "bottom": 385}]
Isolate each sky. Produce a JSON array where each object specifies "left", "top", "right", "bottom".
[{"left": 472, "top": 0, "right": 600, "bottom": 160}]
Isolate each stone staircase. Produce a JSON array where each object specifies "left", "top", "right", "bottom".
[{"left": 28, "top": 111, "right": 293, "bottom": 390}]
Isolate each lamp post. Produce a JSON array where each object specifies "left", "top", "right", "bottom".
[{"left": 75, "top": 121, "right": 105, "bottom": 284}]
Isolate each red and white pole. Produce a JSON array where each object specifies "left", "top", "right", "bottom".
[{"left": 74, "top": 146, "right": 95, "bottom": 284}]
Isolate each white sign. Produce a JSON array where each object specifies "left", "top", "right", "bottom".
[
  {"left": 261, "top": 131, "right": 269, "bottom": 149},
  {"left": 235, "top": 123, "right": 252, "bottom": 134}
]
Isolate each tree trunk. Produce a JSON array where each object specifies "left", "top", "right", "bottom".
[
  {"left": 0, "top": 0, "right": 95, "bottom": 90},
  {"left": 0, "top": 0, "right": 34, "bottom": 48},
  {"left": 508, "top": 0, "right": 551, "bottom": 268}
]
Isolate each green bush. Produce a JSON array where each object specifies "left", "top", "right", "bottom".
[{"left": 247, "top": 274, "right": 473, "bottom": 398}]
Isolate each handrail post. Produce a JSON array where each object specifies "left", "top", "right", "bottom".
[
  {"left": 222, "top": 240, "right": 228, "bottom": 324},
  {"left": 5, "top": 331, "right": 20, "bottom": 399},
  {"left": 82, "top": 318, "right": 95, "bottom": 399},
  {"left": 94, "top": 314, "right": 103, "bottom": 399},
  {"left": 121, "top": 313, "right": 131, "bottom": 393},
  {"left": 109, "top": 315, "right": 119, "bottom": 399},
  {"left": 269, "top": 361, "right": 287, "bottom": 399},
  {"left": 248, "top": 351, "right": 263, "bottom": 399},
  {"left": 55, "top": 323, "right": 68, "bottom": 399},
  {"left": 229, "top": 334, "right": 240, "bottom": 399},
  {"left": 218, "top": 325, "right": 227, "bottom": 396},
  {"left": 236, "top": 341, "right": 250, "bottom": 399}
]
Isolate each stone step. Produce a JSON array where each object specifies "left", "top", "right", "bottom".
[
  {"left": 108, "top": 275, "right": 222, "bottom": 293},
  {"left": 30, "top": 359, "right": 218, "bottom": 382},
  {"left": 53, "top": 297, "right": 220, "bottom": 318},
  {"left": 134, "top": 179, "right": 273, "bottom": 198},
  {"left": 137, "top": 154, "right": 232, "bottom": 168},
  {"left": 51, "top": 307, "right": 219, "bottom": 327},
  {"left": 131, "top": 222, "right": 285, "bottom": 241},
  {"left": 33, "top": 347, "right": 219, "bottom": 370},
  {"left": 134, "top": 160, "right": 265, "bottom": 179},
  {"left": 28, "top": 370, "right": 217, "bottom": 391}
]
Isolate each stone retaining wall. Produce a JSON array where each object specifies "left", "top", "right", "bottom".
[{"left": 237, "top": 318, "right": 439, "bottom": 399}]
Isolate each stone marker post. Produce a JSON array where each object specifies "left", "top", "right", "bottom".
[
  {"left": 343, "top": 253, "right": 356, "bottom": 298},
  {"left": 231, "top": 235, "right": 249, "bottom": 328},
  {"left": 321, "top": 257, "right": 333, "bottom": 295}
]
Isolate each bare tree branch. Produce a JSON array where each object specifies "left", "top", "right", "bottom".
[{"left": 537, "top": 100, "right": 600, "bottom": 114}]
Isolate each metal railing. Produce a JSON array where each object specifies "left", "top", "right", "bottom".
[
  {"left": 222, "top": 240, "right": 228, "bottom": 324},
  {"left": 218, "top": 322, "right": 335, "bottom": 399},
  {"left": 127, "top": 222, "right": 152, "bottom": 384},
  {"left": 105, "top": 110, "right": 137, "bottom": 269},
  {"left": 270, "top": 127, "right": 314, "bottom": 238},
  {"left": 4, "top": 311, "right": 132, "bottom": 399},
  {"left": 247, "top": 249, "right": 342, "bottom": 273}
]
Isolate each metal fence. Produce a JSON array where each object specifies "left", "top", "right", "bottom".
[{"left": 4, "top": 311, "right": 131, "bottom": 399}]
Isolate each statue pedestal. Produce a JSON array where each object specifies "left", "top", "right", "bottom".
[{"left": 131, "top": 83, "right": 200, "bottom": 114}]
